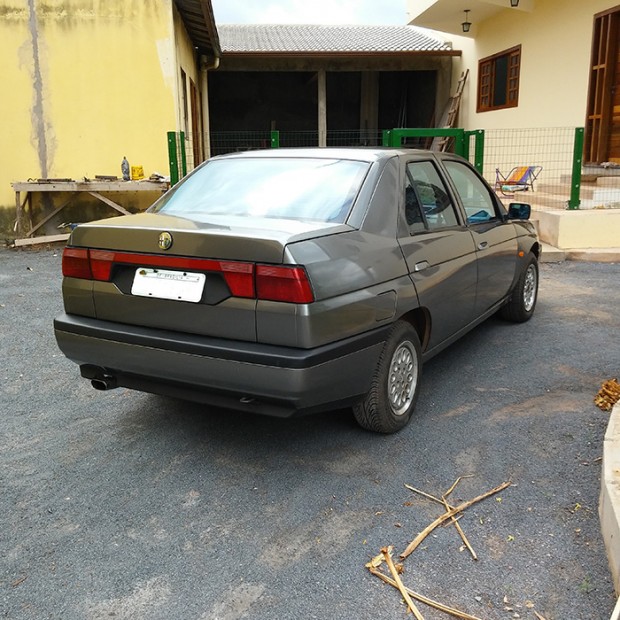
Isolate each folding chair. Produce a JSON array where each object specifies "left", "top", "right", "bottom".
[{"left": 495, "top": 165, "right": 542, "bottom": 196}]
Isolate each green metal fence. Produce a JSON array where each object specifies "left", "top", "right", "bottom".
[
  {"left": 382, "top": 128, "right": 485, "bottom": 174},
  {"left": 167, "top": 127, "right": 619, "bottom": 211}
]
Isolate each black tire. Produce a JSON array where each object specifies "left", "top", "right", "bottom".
[
  {"left": 500, "top": 252, "right": 539, "bottom": 322},
  {"left": 353, "top": 321, "right": 422, "bottom": 434}
]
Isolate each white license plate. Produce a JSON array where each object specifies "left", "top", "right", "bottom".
[{"left": 131, "top": 268, "right": 206, "bottom": 303}]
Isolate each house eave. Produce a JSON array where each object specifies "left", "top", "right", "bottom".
[
  {"left": 220, "top": 50, "right": 462, "bottom": 58},
  {"left": 174, "top": 0, "right": 221, "bottom": 56},
  {"left": 408, "top": 0, "right": 534, "bottom": 37}
]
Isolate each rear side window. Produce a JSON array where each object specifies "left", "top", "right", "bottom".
[
  {"left": 405, "top": 161, "right": 459, "bottom": 232},
  {"left": 443, "top": 160, "right": 500, "bottom": 224},
  {"left": 151, "top": 158, "right": 370, "bottom": 223}
]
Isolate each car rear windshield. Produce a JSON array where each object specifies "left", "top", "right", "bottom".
[{"left": 151, "top": 157, "right": 370, "bottom": 223}]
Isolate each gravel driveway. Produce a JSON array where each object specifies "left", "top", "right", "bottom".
[{"left": 1, "top": 247, "right": 618, "bottom": 619}]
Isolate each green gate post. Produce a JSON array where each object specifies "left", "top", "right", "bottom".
[
  {"left": 568, "top": 127, "right": 584, "bottom": 210},
  {"left": 270, "top": 130, "right": 280, "bottom": 148},
  {"left": 451, "top": 128, "right": 463, "bottom": 155},
  {"left": 465, "top": 130, "right": 485, "bottom": 173},
  {"left": 167, "top": 131, "right": 180, "bottom": 186}
]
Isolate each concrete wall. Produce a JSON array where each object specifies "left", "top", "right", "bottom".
[
  {"left": 536, "top": 209, "right": 620, "bottom": 250},
  {"left": 0, "top": 0, "right": 179, "bottom": 235}
]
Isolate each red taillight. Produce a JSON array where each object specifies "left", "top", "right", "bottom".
[
  {"left": 256, "top": 265, "right": 314, "bottom": 303},
  {"left": 62, "top": 248, "right": 313, "bottom": 303},
  {"left": 62, "top": 247, "right": 92, "bottom": 279}
]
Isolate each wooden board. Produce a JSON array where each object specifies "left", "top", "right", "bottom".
[{"left": 12, "top": 234, "right": 70, "bottom": 247}]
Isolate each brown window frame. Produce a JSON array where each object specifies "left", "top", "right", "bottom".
[{"left": 477, "top": 45, "right": 521, "bottom": 113}]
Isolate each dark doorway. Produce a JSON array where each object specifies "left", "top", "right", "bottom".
[
  {"left": 209, "top": 71, "right": 317, "bottom": 132},
  {"left": 326, "top": 72, "right": 361, "bottom": 130},
  {"left": 208, "top": 69, "right": 438, "bottom": 152},
  {"left": 379, "top": 71, "right": 437, "bottom": 130}
]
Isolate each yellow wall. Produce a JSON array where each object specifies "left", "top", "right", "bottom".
[{"left": 0, "top": 0, "right": 179, "bottom": 229}]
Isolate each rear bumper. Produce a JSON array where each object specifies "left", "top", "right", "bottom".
[{"left": 53, "top": 313, "right": 388, "bottom": 417}]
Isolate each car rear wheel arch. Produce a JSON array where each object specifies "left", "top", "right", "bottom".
[{"left": 398, "top": 307, "right": 431, "bottom": 353}]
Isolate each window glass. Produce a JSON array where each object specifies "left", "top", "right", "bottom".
[
  {"left": 152, "top": 158, "right": 370, "bottom": 223},
  {"left": 404, "top": 179, "right": 425, "bottom": 234},
  {"left": 443, "top": 160, "right": 498, "bottom": 224},
  {"left": 406, "top": 161, "right": 459, "bottom": 230}
]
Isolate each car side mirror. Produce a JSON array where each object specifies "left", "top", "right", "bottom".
[{"left": 507, "top": 202, "right": 531, "bottom": 220}]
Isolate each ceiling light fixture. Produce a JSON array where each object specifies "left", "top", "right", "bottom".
[
  {"left": 510, "top": 0, "right": 519, "bottom": 6},
  {"left": 462, "top": 10, "right": 471, "bottom": 33}
]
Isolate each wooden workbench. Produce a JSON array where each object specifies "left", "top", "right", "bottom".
[{"left": 12, "top": 179, "right": 169, "bottom": 244}]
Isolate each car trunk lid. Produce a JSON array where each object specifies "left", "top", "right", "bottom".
[{"left": 65, "top": 213, "right": 349, "bottom": 341}]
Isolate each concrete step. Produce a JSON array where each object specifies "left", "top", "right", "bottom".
[
  {"left": 560, "top": 174, "right": 620, "bottom": 187},
  {"left": 540, "top": 242, "right": 566, "bottom": 262},
  {"left": 594, "top": 176, "right": 620, "bottom": 187},
  {"left": 528, "top": 194, "right": 569, "bottom": 209},
  {"left": 537, "top": 183, "right": 597, "bottom": 200},
  {"left": 565, "top": 248, "right": 620, "bottom": 262}
]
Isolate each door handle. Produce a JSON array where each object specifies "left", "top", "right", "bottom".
[
  {"left": 478, "top": 241, "right": 489, "bottom": 250},
  {"left": 413, "top": 260, "right": 429, "bottom": 272}
]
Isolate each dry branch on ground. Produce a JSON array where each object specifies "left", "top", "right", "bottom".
[
  {"left": 400, "top": 481, "right": 512, "bottom": 559},
  {"left": 367, "top": 478, "right": 513, "bottom": 618}
]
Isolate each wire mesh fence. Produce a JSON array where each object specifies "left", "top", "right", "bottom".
[
  {"left": 479, "top": 127, "right": 620, "bottom": 211},
  {"left": 169, "top": 128, "right": 620, "bottom": 210},
  {"left": 479, "top": 127, "right": 575, "bottom": 210},
  {"left": 209, "top": 129, "right": 386, "bottom": 153},
  {"left": 209, "top": 131, "right": 274, "bottom": 157}
]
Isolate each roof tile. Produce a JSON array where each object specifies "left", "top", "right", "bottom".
[{"left": 218, "top": 24, "right": 452, "bottom": 54}]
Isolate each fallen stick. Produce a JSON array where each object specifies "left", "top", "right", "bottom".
[
  {"left": 405, "top": 484, "right": 445, "bottom": 506},
  {"left": 441, "top": 496, "right": 477, "bottom": 560},
  {"left": 368, "top": 567, "right": 483, "bottom": 620},
  {"left": 404, "top": 483, "right": 477, "bottom": 559},
  {"left": 401, "top": 481, "right": 511, "bottom": 559},
  {"left": 443, "top": 475, "right": 473, "bottom": 499},
  {"left": 381, "top": 547, "right": 425, "bottom": 619}
]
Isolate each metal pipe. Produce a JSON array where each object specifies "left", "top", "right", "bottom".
[{"left": 91, "top": 375, "right": 117, "bottom": 391}]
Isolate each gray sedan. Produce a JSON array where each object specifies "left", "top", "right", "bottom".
[{"left": 54, "top": 148, "right": 539, "bottom": 433}]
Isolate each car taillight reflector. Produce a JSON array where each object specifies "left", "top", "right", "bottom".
[
  {"left": 89, "top": 250, "right": 115, "bottom": 281},
  {"left": 62, "top": 248, "right": 92, "bottom": 279},
  {"left": 219, "top": 261, "right": 255, "bottom": 298},
  {"left": 256, "top": 265, "right": 314, "bottom": 303}
]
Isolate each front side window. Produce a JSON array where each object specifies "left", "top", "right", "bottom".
[
  {"left": 443, "top": 160, "right": 499, "bottom": 224},
  {"left": 405, "top": 161, "right": 459, "bottom": 232},
  {"left": 151, "top": 158, "right": 370, "bottom": 224},
  {"left": 477, "top": 45, "right": 521, "bottom": 112}
]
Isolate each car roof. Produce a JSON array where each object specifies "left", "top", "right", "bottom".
[{"left": 212, "top": 147, "right": 436, "bottom": 164}]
